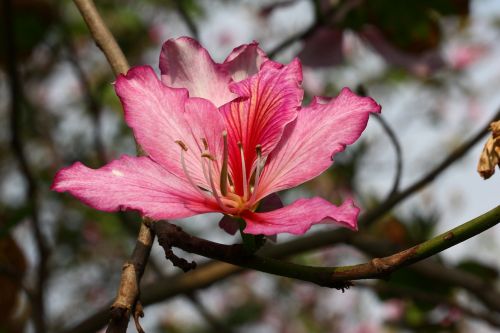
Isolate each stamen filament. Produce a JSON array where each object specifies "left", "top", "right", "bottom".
[
  {"left": 179, "top": 147, "right": 209, "bottom": 198},
  {"left": 201, "top": 138, "right": 209, "bottom": 150},
  {"left": 202, "top": 155, "right": 234, "bottom": 213},
  {"left": 220, "top": 131, "right": 229, "bottom": 196},
  {"left": 238, "top": 142, "right": 249, "bottom": 200},
  {"left": 250, "top": 144, "right": 263, "bottom": 203}
]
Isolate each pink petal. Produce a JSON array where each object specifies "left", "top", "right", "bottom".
[
  {"left": 221, "top": 59, "right": 303, "bottom": 195},
  {"left": 159, "top": 37, "right": 235, "bottom": 107},
  {"left": 51, "top": 155, "right": 218, "bottom": 220},
  {"left": 222, "top": 42, "right": 270, "bottom": 82},
  {"left": 242, "top": 197, "right": 359, "bottom": 235},
  {"left": 115, "top": 65, "right": 225, "bottom": 188},
  {"left": 256, "top": 88, "right": 381, "bottom": 200}
]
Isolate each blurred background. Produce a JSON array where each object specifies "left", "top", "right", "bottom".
[{"left": 1, "top": 0, "right": 500, "bottom": 332}]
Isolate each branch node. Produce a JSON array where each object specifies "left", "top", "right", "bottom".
[{"left": 371, "top": 258, "right": 391, "bottom": 273}]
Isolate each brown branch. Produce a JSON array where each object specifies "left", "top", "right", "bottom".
[
  {"left": 73, "top": 0, "right": 129, "bottom": 76},
  {"left": 71, "top": 1, "right": 155, "bottom": 332},
  {"left": 3, "top": 1, "right": 50, "bottom": 332}
]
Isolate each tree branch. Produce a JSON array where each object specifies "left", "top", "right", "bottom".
[
  {"left": 73, "top": 0, "right": 129, "bottom": 76},
  {"left": 151, "top": 205, "right": 499, "bottom": 287},
  {"left": 72, "top": 1, "right": 154, "bottom": 332}
]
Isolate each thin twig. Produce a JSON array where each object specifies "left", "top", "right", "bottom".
[
  {"left": 372, "top": 113, "right": 403, "bottom": 198},
  {"left": 73, "top": 0, "right": 129, "bottom": 76},
  {"left": 3, "top": 1, "right": 50, "bottom": 332}
]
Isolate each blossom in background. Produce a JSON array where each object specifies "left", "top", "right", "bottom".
[{"left": 52, "top": 37, "right": 380, "bottom": 236}]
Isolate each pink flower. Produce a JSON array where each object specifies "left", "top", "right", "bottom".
[{"left": 52, "top": 37, "right": 381, "bottom": 236}]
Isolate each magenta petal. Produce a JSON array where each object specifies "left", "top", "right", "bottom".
[
  {"left": 221, "top": 59, "right": 303, "bottom": 194},
  {"left": 159, "top": 37, "right": 235, "bottom": 107},
  {"left": 255, "top": 88, "right": 381, "bottom": 200},
  {"left": 115, "top": 65, "right": 225, "bottom": 188},
  {"left": 51, "top": 155, "right": 218, "bottom": 220},
  {"left": 242, "top": 197, "right": 359, "bottom": 236}
]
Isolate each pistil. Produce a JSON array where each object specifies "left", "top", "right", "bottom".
[{"left": 238, "top": 142, "right": 249, "bottom": 200}]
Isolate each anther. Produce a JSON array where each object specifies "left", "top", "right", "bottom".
[
  {"left": 201, "top": 138, "right": 209, "bottom": 150},
  {"left": 220, "top": 131, "right": 229, "bottom": 196},
  {"left": 250, "top": 144, "right": 263, "bottom": 203},
  {"left": 175, "top": 140, "right": 188, "bottom": 151},
  {"left": 201, "top": 152, "right": 216, "bottom": 161},
  {"left": 256, "top": 144, "right": 262, "bottom": 156}
]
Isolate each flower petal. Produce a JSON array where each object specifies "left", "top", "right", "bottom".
[
  {"left": 241, "top": 197, "right": 359, "bottom": 235},
  {"left": 115, "top": 65, "right": 225, "bottom": 188},
  {"left": 51, "top": 155, "right": 218, "bottom": 220},
  {"left": 221, "top": 59, "right": 303, "bottom": 195},
  {"left": 222, "top": 42, "right": 270, "bottom": 82},
  {"left": 256, "top": 88, "right": 381, "bottom": 200},
  {"left": 159, "top": 37, "right": 235, "bottom": 107}
]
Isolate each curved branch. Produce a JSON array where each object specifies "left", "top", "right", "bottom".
[{"left": 372, "top": 113, "right": 403, "bottom": 198}]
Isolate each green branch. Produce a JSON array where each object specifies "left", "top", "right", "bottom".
[{"left": 152, "top": 205, "right": 500, "bottom": 287}]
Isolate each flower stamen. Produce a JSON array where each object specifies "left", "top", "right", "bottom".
[
  {"left": 249, "top": 144, "right": 263, "bottom": 203},
  {"left": 202, "top": 154, "right": 235, "bottom": 213},
  {"left": 220, "top": 131, "right": 229, "bottom": 196},
  {"left": 176, "top": 141, "right": 209, "bottom": 198}
]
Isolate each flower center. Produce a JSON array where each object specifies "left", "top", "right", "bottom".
[{"left": 175, "top": 132, "right": 264, "bottom": 215}]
